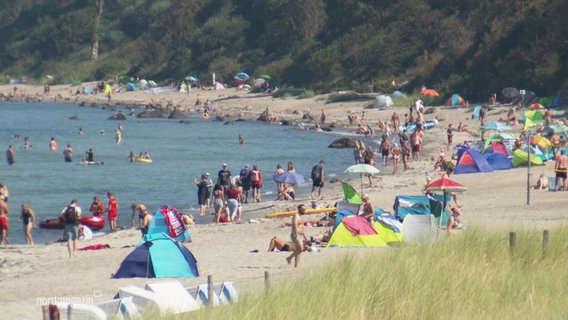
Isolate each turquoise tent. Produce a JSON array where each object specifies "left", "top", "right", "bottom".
[
  {"left": 114, "top": 233, "right": 199, "bottom": 278},
  {"left": 147, "top": 207, "right": 191, "bottom": 242}
]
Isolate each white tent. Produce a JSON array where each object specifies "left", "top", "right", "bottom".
[{"left": 374, "top": 95, "right": 393, "bottom": 109}]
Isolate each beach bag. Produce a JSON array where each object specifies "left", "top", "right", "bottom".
[{"left": 64, "top": 205, "right": 78, "bottom": 223}]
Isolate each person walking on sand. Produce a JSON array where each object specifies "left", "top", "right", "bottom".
[
  {"left": 0, "top": 197, "right": 10, "bottom": 245},
  {"left": 554, "top": 150, "right": 568, "bottom": 191},
  {"left": 104, "top": 192, "right": 118, "bottom": 231},
  {"left": 217, "top": 163, "right": 233, "bottom": 197},
  {"left": 286, "top": 204, "right": 309, "bottom": 268},
  {"left": 63, "top": 144, "right": 73, "bottom": 162},
  {"left": 20, "top": 203, "right": 35, "bottom": 245},
  {"left": 311, "top": 160, "right": 325, "bottom": 200},
  {"left": 6, "top": 145, "right": 15, "bottom": 165},
  {"left": 250, "top": 164, "right": 263, "bottom": 202},
  {"left": 194, "top": 174, "right": 210, "bottom": 216},
  {"left": 239, "top": 165, "right": 252, "bottom": 203},
  {"left": 60, "top": 199, "right": 81, "bottom": 257}
]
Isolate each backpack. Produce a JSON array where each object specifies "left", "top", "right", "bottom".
[
  {"left": 64, "top": 205, "right": 78, "bottom": 223},
  {"left": 311, "top": 165, "right": 321, "bottom": 180},
  {"left": 251, "top": 170, "right": 260, "bottom": 182}
]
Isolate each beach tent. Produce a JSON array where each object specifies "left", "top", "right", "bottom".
[
  {"left": 472, "top": 105, "right": 482, "bottom": 120},
  {"left": 483, "top": 152, "right": 512, "bottom": 170},
  {"left": 454, "top": 147, "right": 494, "bottom": 174},
  {"left": 147, "top": 206, "right": 191, "bottom": 242},
  {"left": 327, "top": 213, "right": 402, "bottom": 247},
  {"left": 214, "top": 81, "right": 225, "bottom": 90},
  {"left": 374, "top": 95, "right": 393, "bottom": 109},
  {"left": 114, "top": 233, "right": 199, "bottom": 278},
  {"left": 445, "top": 93, "right": 465, "bottom": 106},
  {"left": 401, "top": 214, "right": 437, "bottom": 242},
  {"left": 126, "top": 82, "right": 139, "bottom": 91},
  {"left": 342, "top": 182, "right": 362, "bottom": 204},
  {"left": 512, "top": 149, "right": 544, "bottom": 167},
  {"left": 393, "top": 195, "right": 450, "bottom": 225}
]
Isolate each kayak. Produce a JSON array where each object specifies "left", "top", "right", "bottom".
[
  {"left": 135, "top": 157, "right": 152, "bottom": 163},
  {"left": 39, "top": 215, "right": 106, "bottom": 231},
  {"left": 265, "top": 207, "right": 337, "bottom": 219}
]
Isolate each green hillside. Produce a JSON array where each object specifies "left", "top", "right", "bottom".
[{"left": 1, "top": 0, "right": 567, "bottom": 99}]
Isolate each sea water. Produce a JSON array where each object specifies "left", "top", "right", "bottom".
[{"left": 0, "top": 102, "right": 356, "bottom": 243}]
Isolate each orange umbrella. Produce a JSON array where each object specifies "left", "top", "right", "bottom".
[{"left": 420, "top": 88, "right": 440, "bottom": 97}]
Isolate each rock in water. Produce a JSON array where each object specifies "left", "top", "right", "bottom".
[{"left": 328, "top": 138, "right": 356, "bottom": 148}]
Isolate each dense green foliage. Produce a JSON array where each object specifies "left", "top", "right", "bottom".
[{"left": 1, "top": 0, "right": 567, "bottom": 99}]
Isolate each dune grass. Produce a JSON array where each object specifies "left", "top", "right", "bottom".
[{"left": 163, "top": 227, "right": 568, "bottom": 319}]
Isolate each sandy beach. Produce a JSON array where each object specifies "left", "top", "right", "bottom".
[{"left": 1, "top": 84, "right": 567, "bottom": 319}]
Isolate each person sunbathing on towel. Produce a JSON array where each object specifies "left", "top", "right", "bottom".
[{"left": 268, "top": 236, "right": 312, "bottom": 252}]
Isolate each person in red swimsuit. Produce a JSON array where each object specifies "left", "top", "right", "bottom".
[
  {"left": 104, "top": 192, "right": 118, "bottom": 231},
  {"left": 0, "top": 198, "right": 10, "bottom": 245}
]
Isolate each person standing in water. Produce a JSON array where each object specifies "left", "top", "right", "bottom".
[
  {"left": 63, "top": 144, "right": 73, "bottom": 162},
  {"left": 50, "top": 137, "right": 58, "bottom": 152}
]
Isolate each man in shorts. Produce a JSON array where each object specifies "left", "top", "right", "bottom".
[
  {"left": 60, "top": 199, "right": 81, "bottom": 257},
  {"left": 311, "top": 160, "right": 325, "bottom": 200},
  {"left": 554, "top": 150, "right": 568, "bottom": 191}
]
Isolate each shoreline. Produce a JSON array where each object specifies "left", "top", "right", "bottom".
[{"left": 2, "top": 83, "right": 568, "bottom": 319}]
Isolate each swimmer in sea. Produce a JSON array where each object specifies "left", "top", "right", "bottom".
[{"left": 239, "top": 135, "right": 245, "bottom": 144}]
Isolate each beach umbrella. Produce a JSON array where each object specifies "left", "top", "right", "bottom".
[
  {"left": 481, "top": 121, "right": 511, "bottom": 132},
  {"left": 420, "top": 88, "right": 440, "bottom": 97},
  {"left": 234, "top": 72, "right": 249, "bottom": 81},
  {"left": 529, "top": 103, "right": 544, "bottom": 110},
  {"left": 185, "top": 76, "right": 198, "bottom": 82},
  {"left": 424, "top": 177, "right": 467, "bottom": 225},
  {"left": 344, "top": 164, "right": 380, "bottom": 194},
  {"left": 273, "top": 172, "right": 305, "bottom": 185},
  {"left": 501, "top": 87, "right": 519, "bottom": 99},
  {"left": 258, "top": 74, "right": 271, "bottom": 80}
]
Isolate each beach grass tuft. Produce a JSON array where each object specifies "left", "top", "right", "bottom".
[{"left": 171, "top": 226, "right": 568, "bottom": 319}]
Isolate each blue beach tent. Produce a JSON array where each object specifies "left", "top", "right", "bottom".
[
  {"left": 454, "top": 147, "right": 493, "bottom": 174},
  {"left": 113, "top": 233, "right": 199, "bottom": 278}
]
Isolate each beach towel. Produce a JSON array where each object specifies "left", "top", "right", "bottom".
[{"left": 342, "top": 215, "right": 377, "bottom": 236}]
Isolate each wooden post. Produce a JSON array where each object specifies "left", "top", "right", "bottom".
[
  {"left": 542, "top": 229, "right": 549, "bottom": 258},
  {"left": 207, "top": 275, "right": 214, "bottom": 307},
  {"left": 264, "top": 271, "right": 270, "bottom": 294},
  {"left": 509, "top": 232, "right": 516, "bottom": 257}
]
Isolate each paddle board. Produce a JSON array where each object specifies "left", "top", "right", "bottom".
[{"left": 265, "top": 207, "right": 336, "bottom": 218}]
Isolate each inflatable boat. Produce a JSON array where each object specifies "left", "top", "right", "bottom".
[
  {"left": 134, "top": 157, "right": 152, "bottom": 163},
  {"left": 39, "top": 215, "right": 106, "bottom": 231}
]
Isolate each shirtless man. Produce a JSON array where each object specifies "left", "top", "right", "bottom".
[
  {"left": 139, "top": 209, "right": 153, "bottom": 235},
  {"left": 286, "top": 204, "right": 308, "bottom": 268},
  {"left": 0, "top": 198, "right": 10, "bottom": 245},
  {"left": 554, "top": 150, "right": 568, "bottom": 191},
  {"left": 549, "top": 131, "right": 562, "bottom": 157},
  {"left": 131, "top": 203, "right": 148, "bottom": 228},
  {"left": 391, "top": 112, "right": 400, "bottom": 133}
]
